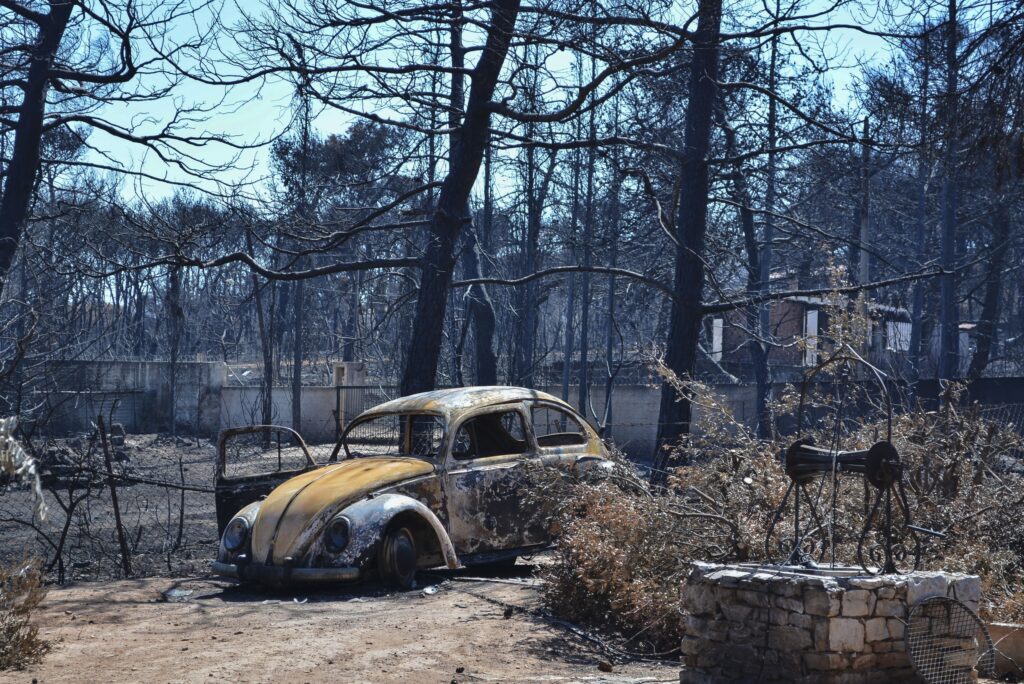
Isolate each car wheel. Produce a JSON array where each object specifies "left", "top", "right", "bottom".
[{"left": 377, "top": 526, "right": 417, "bottom": 589}]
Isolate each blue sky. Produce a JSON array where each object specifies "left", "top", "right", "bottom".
[{"left": 78, "top": 0, "right": 901, "bottom": 203}]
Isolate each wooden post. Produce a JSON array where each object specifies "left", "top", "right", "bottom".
[{"left": 98, "top": 415, "right": 132, "bottom": 578}]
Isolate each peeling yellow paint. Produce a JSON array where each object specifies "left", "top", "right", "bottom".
[
  {"left": 361, "top": 386, "right": 572, "bottom": 423},
  {"left": 252, "top": 458, "right": 434, "bottom": 564}
]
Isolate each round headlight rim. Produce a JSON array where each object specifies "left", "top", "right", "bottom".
[
  {"left": 325, "top": 516, "right": 351, "bottom": 553},
  {"left": 223, "top": 516, "right": 250, "bottom": 552}
]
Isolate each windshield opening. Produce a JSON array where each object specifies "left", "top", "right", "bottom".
[{"left": 342, "top": 413, "right": 445, "bottom": 460}]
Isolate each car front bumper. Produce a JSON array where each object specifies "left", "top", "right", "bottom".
[{"left": 212, "top": 560, "right": 361, "bottom": 586}]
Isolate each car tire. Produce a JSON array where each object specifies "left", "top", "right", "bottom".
[{"left": 377, "top": 526, "right": 417, "bottom": 590}]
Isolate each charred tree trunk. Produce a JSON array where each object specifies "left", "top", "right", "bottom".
[
  {"left": 0, "top": 2, "right": 74, "bottom": 292},
  {"left": 654, "top": 0, "right": 722, "bottom": 470},
  {"left": 246, "top": 231, "right": 274, "bottom": 433},
  {"left": 908, "top": 38, "right": 931, "bottom": 389},
  {"left": 468, "top": 141, "right": 498, "bottom": 384},
  {"left": 561, "top": 138, "right": 582, "bottom": 403},
  {"left": 400, "top": 0, "right": 521, "bottom": 396},
  {"left": 291, "top": 278, "right": 304, "bottom": 431},
  {"left": 967, "top": 174, "right": 1010, "bottom": 380},
  {"left": 166, "top": 265, "right": 183, "bottom": 435},
  {"left": 753, "top": 27, "right": 779, "bottom": 439},
  {"left": 939, "top": 0, "right": 960, "bottom": 380},
  {"left": 578, "top": 99, "right": 596, "bottom": 413},
  {"left": 718, "top": 105, "right": 769, "bottom": 438}
]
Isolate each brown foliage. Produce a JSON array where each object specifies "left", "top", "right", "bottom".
[
  {"left": 0, "top": 558, "right": 50, "bottom": 670},
  {"left": 540, "top": 380, "right": 1024, "bottom": 653}
]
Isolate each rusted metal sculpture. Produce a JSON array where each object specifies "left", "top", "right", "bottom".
[{"left": 765, "top": 349, "right": 942, "bottom": 574}]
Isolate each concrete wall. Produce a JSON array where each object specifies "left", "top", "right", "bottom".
[
  {"left": 16, "top": 360, "right": 759, "bottom": 459},
  {"left": 23, "top": 360, "right": 224, "bottom": 435},
  {"left": 220, "top": 386, "right": 339, "bottom": 444},
  {"left": 540, "top": 384, "right": 759, "bottom": 459},
  {"left": 26, "top": 359, "right": 1024, "bottom": 459}
]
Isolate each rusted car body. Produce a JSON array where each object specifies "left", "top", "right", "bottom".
[{"left": 211, "top": 386, "right": 609, "bottom": 588}]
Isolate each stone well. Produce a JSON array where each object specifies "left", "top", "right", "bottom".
[{"left": 680, "top": 561, "right": 981, "bottom": 684}]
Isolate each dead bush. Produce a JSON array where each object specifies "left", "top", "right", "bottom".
[
  {"left": 0, "top": 558, "right": 50, "bottom": 670},
  {"left": 539, "top": 377, "right": 1024, "bottom": 652}
]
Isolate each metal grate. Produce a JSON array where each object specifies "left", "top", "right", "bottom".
[{"left": 907, "top": 596, "right": 996, "bottom": 684}]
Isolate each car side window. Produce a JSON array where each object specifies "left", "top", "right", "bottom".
[
  {"left": 531, "top": 405, "right": 589, "bottom": 448},
  {"left": 451, "top": 410, "right": 529, "bottom": 460}
]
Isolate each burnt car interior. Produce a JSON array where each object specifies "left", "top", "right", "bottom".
[
  {"left": 531, "top": 405, "right": 589, "bottom": 447},
  {"left": 341, "top": 414, "right": 445, "bottom": 460},
  {"left": 452, "top": 410, "right": 528, "bottom": 459}
]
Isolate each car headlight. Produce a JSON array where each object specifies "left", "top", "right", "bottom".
[
  {"left": 223, "top": 517, "right": 250, "bottom": 552},
  {"left": 325, "top": 516, "right": 350, "bottom": 553}
]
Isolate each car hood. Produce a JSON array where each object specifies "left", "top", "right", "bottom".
[{"left": 251, "top": 457, "right": 435, "bottom": 565}]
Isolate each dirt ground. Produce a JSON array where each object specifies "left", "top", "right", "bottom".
[{"left": 1, "top": 568, "right": 681, "bottom": 684}]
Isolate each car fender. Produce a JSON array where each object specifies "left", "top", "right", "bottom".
[
  {"left": 217, "top": 500, "right": 261, "bottom": 563},
  {"left": 313, "top": 493, "right": 460, "bottom": 570}
]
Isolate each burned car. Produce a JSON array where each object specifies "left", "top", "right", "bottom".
[{"left": 211, "top": 386, "right": 609, "bottom": 588}]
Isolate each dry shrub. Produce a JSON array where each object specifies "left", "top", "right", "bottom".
[
  {"left": 0, "top": 558, "right": 50, "bottom": 670},
  {"left": 537, "top": 454, "right": 692, "bottom": 654},
  {"left": 540, "top": 377, "right": 1024, "bottom": 650}
]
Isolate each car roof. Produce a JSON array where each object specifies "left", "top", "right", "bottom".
[{"left": 356, "top": 386, "right": 575, "bottom": 422}]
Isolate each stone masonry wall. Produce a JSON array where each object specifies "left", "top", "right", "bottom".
[{"left": 680, "top": 561, "right": 981, "bottom": 684}]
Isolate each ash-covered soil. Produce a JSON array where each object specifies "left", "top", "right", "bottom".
[
  {"left": 1, "top": 572, "right": 681, "bottom": 684},
  {"left": 1, "top": 432, "right": 223, "bottom": 580}
]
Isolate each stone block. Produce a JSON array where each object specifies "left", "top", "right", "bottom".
[
  {"left": 814, "top": 618, "right": 831, "bottom": 651},
  {"left": 864, "top": 617, "right": 888, "bottom": 642},
  {"left": 873, "top": 599, "right": 906, "bottom": 618},
  {"left": 948, "top": 575, "right": 981, "bottom": 606},
  {"left": 768, "top": 625, "right": 812, "bottom": 651},
  {"left": 850, "top": 653, "right": 877, "bottom": 670},
  {"left": 721, "top": 603, "right": 753, "bottom": 622},
  {"left": 770, "top": 608, "right": 789, "bottom": 626},
  {"left": 841, "top": 590, "right": 876, "bottom": 617},
  {"left": 738, "top": 589, "right": 771, "bottom": 608},
  {"left": 775, "top": 596, "right": 804, "bottom": 613},
  {"left": 875, "top": 651, "right": 910, "bottom": 668},
  {"left": 707, "top": 624, "right": 729, "bottom": 643},
  {"left": 906, "top": 574, "right": 947, "bottom": 606},
  {"left": 789, "top": 613, "right": 813, "bottom": 630},
  {"left": 696, "top": 650, "right": 721, "bottom": 668},
  {"left": 775, "top": 580, "right": 802, "bottom": 598},
  {"left": 871, "top": 641, "right": 892, "bottom": 653},
  {"left": 876, "top": 587, "right": 896, "bottom": 600},
  {"left": 829, "top": 618, "right": 866, "bottom": 652},
  {"left": 685, "top": 584, "right": 717, "bottom": 614},
  {"left": 707, "top": 568, "right": 751, "bottom": 587},
  {"left": 803, "top": 652, "right": 848, "bottom": 671},
  {"left": 887, "top": 618, "right": 905, "bottom": 640},
  {"left": 681, "top": 636, "right": 704, "bottom": 656},
  {"left": 729, "top": 624, "right": 753, "bottom": 642},
  {"left": 686, "top": 615, "right": 709, "bottom": 633},
  {"left": 805, "top": 588, "right": 841, "bottom": 616},
  {"left": 846, "top": 577, "right": 884, "bottom": 590}
]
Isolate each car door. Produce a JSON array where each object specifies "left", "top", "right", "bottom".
[
  {"left": 214, "top": 425, "right": 317, "bottom": 534},
  {"left": 442, "top": 404, "right": 540, "bottom": 555}
]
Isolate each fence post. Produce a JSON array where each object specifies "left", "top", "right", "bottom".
[{"left": 98, "top": 414, "right": 132, "bottom": 578}]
